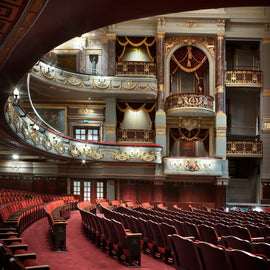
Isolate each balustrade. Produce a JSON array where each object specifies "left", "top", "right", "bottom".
[
  {"left": 225, "top": 70, "right": 262, "bottom": 87},
  {"left": 116, "top": 61, "right": 156, "bottom": 76},
  {"left": 226, "top": 140, "right": 263, "bottom": 157},
  {"left": 117, "top": 129, "right": 155, "bottom": 143},
  {"left": 166, "top": 93, "right": 214, "bottom": 117}
]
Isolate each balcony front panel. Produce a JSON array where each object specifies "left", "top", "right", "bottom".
[
  {"left": 163, "top": 157, "right": 223, "bottom": 176},
  {"left": 31, "top": 61, "right": 157, "bottom": 99},
  {"left": 116, "top": 61, "right": 156, "bottom": 77},
  {"left": 227, "top": 140, "right": 263, "bottom": 158},
  {"left": 225, "top": 70, "right": 262, "bottom": 87},
  {"left": 117, "top": 129, "right": 155, "bottom": 143},
  {"left": 165, "top": 93, "right": 215, "bottom": 117},
  {"left": 6, "top": 100, "right": 162, "bottom": 164}
]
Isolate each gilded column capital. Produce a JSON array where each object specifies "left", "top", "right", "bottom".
[
  {"left": 158, "top": 84, "right": 164, "bottom": 91},
  {"left": 156, "top": 32, "right": 166, "bottom": 39},
  {"left": 216, "top": 34, "right": 225, "bottom": 41},
  {"left": 263, "top": 38, "right": 270, "bottom": 44},
  {"left": 215, "top": 86, "right": 224, "bottom": 94},
  {"left": 106, "top": 33, "right": 117, "bottom": 40}
]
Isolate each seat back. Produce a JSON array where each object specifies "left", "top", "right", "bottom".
[
  {"left": 168, "top": 234, "right": 203, "bottom": 270},
  {"left": 214, "top": 223, "right": 232, "bottom": 237},
  {"left": 172, "top": 219, "right": 187, "bottom": 237},
  {"left": 198, "top": 224, "right": 219, "bottom": 245},
  {"left": 221, "top": 235, "right": 253, "bottom": 253},
  {"left": 226, "top": 249, "right": 267, "bottom": 270},
  {"left": 252, "top": 242, "right": 270, "bottom": 259},
  {"left": 195, "top": 241, "right": 233, "bottom": 270},
  {"left": 148, "top": 220, "right": 164, "bottom": 248},
  {"left": 231, "top": 225, "right": 252, "bottom": 241},
  {"left": 160, "top": 222, "right": 178, "bottom": 250},
  {"left": 184, "top": 221, "right": 201, "bottom": 240}
]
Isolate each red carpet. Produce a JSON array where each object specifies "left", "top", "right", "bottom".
[{"left": 21, "top": 211, "right": 174, "bottom": 270}]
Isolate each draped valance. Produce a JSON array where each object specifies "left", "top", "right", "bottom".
[
  {"left": 170, "top": 46, "right": 209, "bottom": 93},
  {"left": 116, "top": 37, "right": 156, "bottom": 61},
  {"left": 116, "top": 102, "right": 156, "bottom": 129},
  {"left": 170, "top": 128, "right": 209, "bottom": 155}
]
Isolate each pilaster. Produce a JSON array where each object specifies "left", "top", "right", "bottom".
[{"left": 104, "top": 97, "right": 116, "bottom": 142}]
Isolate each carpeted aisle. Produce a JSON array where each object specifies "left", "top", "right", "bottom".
[{"left": 21, "top": 211, "right": 174, "bottom": 270}]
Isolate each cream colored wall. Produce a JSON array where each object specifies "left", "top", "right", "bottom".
[{"left": 121, "top": 109, "right": 150, "bottom": 129}]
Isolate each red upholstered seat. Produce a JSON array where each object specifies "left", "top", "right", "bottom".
[
  {"left": 168, "top": 234, "right": 204, "bottom": 270},
  {"left": 195, "top": 241, "right": 233, "bottom": 270}
]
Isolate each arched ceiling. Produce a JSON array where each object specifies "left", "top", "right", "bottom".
[{"left": 0, "top": 0, "right": 269, "bottom": 159}]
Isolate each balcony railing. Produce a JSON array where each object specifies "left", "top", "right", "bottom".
[
  {"left": 225, "top": 70, "right": 262, "bottom": 87},
  {"left": 163, "top": 156, "right": 223, "bottom": 176},
  {"left": 31, "top": 61, "right": 158, "bottom": 98},
  {"left": 117, "top": 129, "right": 155, "bottom": 143},
  {"left": 6, "top": 99, "right": 162, "bottom": 164},
  {"left": 116, "top": 61, "right": 156, "bottom": 77},
  {"left": 165, "top": 93, "right": 215, "bottom": 117},
  {"left": 226, "top": 140, "right": 263, "bottom": 157}
]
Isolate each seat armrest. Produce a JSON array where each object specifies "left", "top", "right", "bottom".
[
  {"left": 15, "top": 253, "right": 37, "bottom": 261},
  {"left": 9, "top": 244, "right": 28, "bottom": 251}
]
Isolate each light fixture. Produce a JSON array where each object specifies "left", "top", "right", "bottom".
[
  {"left": 13, "top": 87, "right": 20, "bottom": 102},
  {"left": 82, "top": 159, "right": 86, "bottom": 164},
  {"left": 12, "top": 154, "right": 19, "bottom": 160},
  {"left": 33, "top": 123, "right": 39, "bottom": 131}
]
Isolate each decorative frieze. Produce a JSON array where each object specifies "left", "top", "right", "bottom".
[
  {"left": 163, "top": 157, "right": 223, "bottom": 176},
  {"left": 166, "top": 93, "right": 215, "bottom": 117},
  {"left": 226, "top": 140, "right": 263, "bottom": 157},
  {"left": 225, "top": 70, "right": 262, "bottom": 87}
]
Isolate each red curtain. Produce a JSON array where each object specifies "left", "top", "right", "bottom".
[
  {"left": 170, "top": 128, "right": 209, "bottom": 155},
  {"left": 170, "top": 46, "right": 209, "bottom": 93}
]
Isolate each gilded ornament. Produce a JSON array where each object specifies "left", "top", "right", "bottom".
[
  {"left": 113, "top": 151, "right": 129, "bottom": 161},
  {"left": 139, "top": 151, "right": 156, "bottom": 162},
  {"left": 31, "top": 133, "right": 40, "bottom": 146},
  {"left": 68, "top": 145, "right": 81, "bottom": 157},
  {"left": 42, "top": 136, "right": 52, "bottom": 150},
  {"left": 55, "top": 142, "right": 65, "bottom": 154}
]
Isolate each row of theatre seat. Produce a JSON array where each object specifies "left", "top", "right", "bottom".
[
  {"left": 93, "top": 201, "right": 270, "bottom": 269},
  {"left": 78, "top": 201, "right": 142, "bottom": 267},
  {"left": 0, "top": 189, "right": 78, "bottom": 269},
  {"left": 0, "top": 228, "right": 50, "bottom": 270},
  {"left": 44, "top": 200, "right": 71, "bottom": 251}
]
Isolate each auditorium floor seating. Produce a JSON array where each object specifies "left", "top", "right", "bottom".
[{"left": 3, "top": 188, "right": 270, "bottom": 269}]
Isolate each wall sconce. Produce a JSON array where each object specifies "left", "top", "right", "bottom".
[{"left": 13, "top": 87, "right": 20, "bottom": 102}]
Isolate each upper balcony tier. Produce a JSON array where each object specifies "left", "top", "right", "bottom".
[
  {"left": 165, "top": 93, "right": 215, "bottom": 117},
  {"left": 6, "top": 100, "right": 162, "bottom": 164},
  {"left": 31, "top": 61, "right": 157, "bottom": 100},
  {"left": 225, "top": 70, "right": 262, "bottom": 88}
]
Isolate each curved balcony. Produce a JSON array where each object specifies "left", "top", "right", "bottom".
[
  {"left": 225, "top": 70, "right": 262, "bottom": 87},
  {"left": 31, "top": 61, "right": 158, "bottom": 100},
  {"left": 165, "top": 93, "right": 215, "bottom": 117},
  {"left": 5, "top": 100, "right": 162, "bottom": 164},
  {"left": 163, "top": 156, "right": 223, "bottom": 176}
]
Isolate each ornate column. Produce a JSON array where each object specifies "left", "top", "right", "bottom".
[
  {"left": 215, "top": 34, "right": 225, "bottom": 113},
  {"left": 215, "top": 34, "right": 229, "bottom": 191},
  {"left": 107, "top": 34, "right": 117, "bottom": 76},
  {"left": 104, "top": 97, "right": 116, "bottom": 142},
  {"left": 215, "top": 34, "right": 227, "bottom": 158},
  {"left": 260, "top": 38, "right": 270, "bottom": 203},
  {"left": 155, "top": 32, "right": 166, "bottom": 155}
]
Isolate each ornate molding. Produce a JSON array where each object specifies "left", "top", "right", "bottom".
[
  {"left": 227, "top": 140, "right": 263, "bottom": 158},
  {"left": 32, "top": 61, "right": 158, "bottom": 94},
  {"left": 165, "top": 36, "right": 215, "bottom": 59},
  {"left": 164, "top": 157, "right": 223, "bottom": 176}
]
